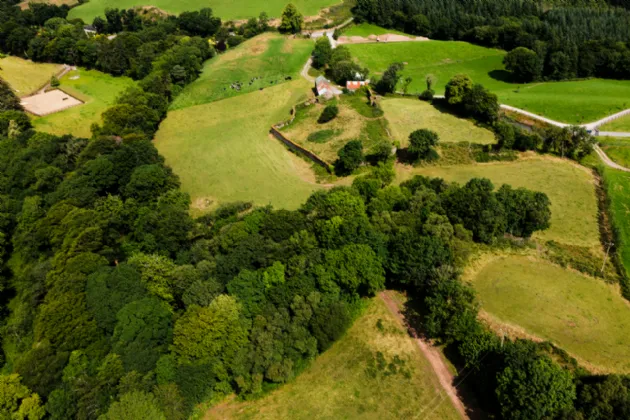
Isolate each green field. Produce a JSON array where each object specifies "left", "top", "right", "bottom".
[
  {"left": 598, "top": 137, "right": 630, "bottom": 168},
  {"left": 206, "top": 296, "right": 460, "bottom": 419},
  {"left": 0, "top": 56, "right": 62, "bottom": 96},
  {"left": 156, "top": 80, "right": 322, "bottom": 213},
  {"left": 342, "top": 23, "right": 409, "bottom": 37},
  {"left": 601, "top": 167, "right": 630, "bottom": 278},
  {"left": 33, "top": 68, "right": 135, "bottom": 138},
  {"left": 68, "top": 0, "right": 338, "bottom": 23},
  {"left": 347, "top": 41, "right": 630, "bottom": 124},
  {"left": 470, "top": 255, "right": 630, "bottom": 373},
  {"left": 382, "top": 97, "right": 495, "bottom": 146},
  {"left": 171, "top": 34, "right": 313, "bottom": 110},
  {"left": 397, "top": 156, "right": 600, "bottom": 248},
  {"left": 600, "top": 114, "right": 630, "bottom": 132}
]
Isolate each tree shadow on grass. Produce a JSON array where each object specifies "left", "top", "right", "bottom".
[
  {"left": 488, "top": 69, "right": 515, "bottom": 84},
  {"left": 399, "top": 290, "right": 489, "bottom": 420}
]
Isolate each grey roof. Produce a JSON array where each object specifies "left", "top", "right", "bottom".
[{"left": 315, "top": 76, "right": 329, "bottom": 84}]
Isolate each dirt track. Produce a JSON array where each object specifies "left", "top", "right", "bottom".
[{"left": 379, "top": 291, "right": 469, "bottom": 419}]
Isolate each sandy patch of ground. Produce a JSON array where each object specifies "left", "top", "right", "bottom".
[
  {"left": 21, "top": 89, "right": 82, "bottom": 116},
  {"left": 337, "top": 34, "right": 430, "bottom": 45}
]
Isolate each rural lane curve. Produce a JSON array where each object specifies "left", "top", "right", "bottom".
[
  {"left": 594, "top": 144, "right": 630, "bottom": 172},
  {"left": 379, "top": 291, "right": 469, "bottom": 420}
]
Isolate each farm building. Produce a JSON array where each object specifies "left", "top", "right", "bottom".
[
  {"left": 83, "top": 25, "right": 96, "bottom": 36},
  {"left": 346, "top": 80, "right": 369, "bottom": 91},
  {"left": 315, "top": 76, "right": 341, "bottom": 100}
]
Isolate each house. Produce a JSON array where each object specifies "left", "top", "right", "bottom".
[
  {"left": 83, "top": 25, "right": 97, "bottom": 36},
  {"left": 346, "top": 80, "right": 369, "bottom": 91},
  {"left": 315, "top": 76, "right": 335, "bottom": 100}
]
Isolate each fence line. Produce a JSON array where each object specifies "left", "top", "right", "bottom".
[{"left": 269, "top": 126, "right": 333, "bottom": 173}]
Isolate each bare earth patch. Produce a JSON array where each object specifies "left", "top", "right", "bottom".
[
  {"left": 338, "top": 34, "right": 430, "bottom": 45},
  {"left": 21, "top": 89, "right": 83, "bottom": 116}
]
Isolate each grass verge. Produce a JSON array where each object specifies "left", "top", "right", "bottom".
[{"left": 204, "top": 296, "right": 461, "bottom": 419}]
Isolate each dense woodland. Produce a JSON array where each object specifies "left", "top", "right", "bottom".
[
  {"left": 0, "top": 0, "right": 627, "bottom": 418},
  {"left": 353, "top": 0, "right": 630, "bottom": 82}
]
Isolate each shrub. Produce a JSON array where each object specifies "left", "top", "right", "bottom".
[
  {"left": 318, "top": 104, "right": 339, "bottom": 123},
  {"left": 419, "top": 89, "right": 434, "bottom": 101},
  {"left": 408, "top": 129, "right": 439, "bottom": 161},
  {"left": 50, "top": 75, "right": 60, "bottom": 88},
  {"left": 227, "top": 35, "right": 245, "bottom": 47},
  {"left": 335, "top": 140, "right": 364, "bottom": 175},
  {"left": 307, "top": 129, "right": 336, "bottom": 143}
]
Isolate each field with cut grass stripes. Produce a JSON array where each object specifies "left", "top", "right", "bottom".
[
  {"left": 33, "top": 68, "right": 135, "bottom": 138},
  {"left": 68, "top": 0, "right": 338, "bottom": 26},
  {"left": 382, "top": 98, "right": 495, "bottom": 146},
  {"left": 172, "top": 34, "right": 313, "bottom": 110},
  {"left": 469, "top": 255, "right": 630, "bottom": 373},
  {"left": 348, "top": 41, "right": 630, "bottom": 124},
  {"left": 205, "top": 296, "right": 461, "bottom": 419},
  {"left": 397, "top": 156, "right": 600, "bottom": 248},
  {"left": 0, "top": 56, "right": 62, "bottom": 96},
  {"left": 156, "top": 80, "right": 322, "bottom": 213}
]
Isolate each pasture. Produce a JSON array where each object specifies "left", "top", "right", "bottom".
[
  {"left": 156, "top": 80, "right": 322, "bottom": 213},
  {"left": 342, "top": 23, "right": 409, "bottom": 37},
  {"left": 600, "top": 114, "right": 630, "bottom": 132},
  {"left": 468, "top": 255, "right": 630, "bottom": 373},
  {"left": 33, "top": 68, "right": 135, "bottom": 138},
  {"left": 397, "top": 156, "right": 600, "bottom": 248},
  {"left": 598, "top": 137, "right": 630, "bottom": 168},
  {"left": 0, "top": 56, "right": 62, "bottom": 96},
  {"left": 280, "top": 94, "right": 389, "bottom": 162},
  {"left": 171, "top": 33, "right": 313, "bottom": 110},
  {"left": 347, "top": 41, "right": 630, "bottom": 124},
  {"left": 381, "top": 98, "right": 495, "bottom": 146},
  {"left": 68, "top": 0, "right": 339, "bottom": 24},
  {"left": 601, "top": 167, "right": 630, "bottom": 278},
  {"left": 205, "top": 296, "right": 461, "bottom": 419}
]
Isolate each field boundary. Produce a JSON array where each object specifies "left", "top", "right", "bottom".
[{"left": 269, "top": 126, "right": 333, "bottom": 173}]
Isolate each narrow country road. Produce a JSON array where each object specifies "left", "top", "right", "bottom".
[
  {"left": 379, "top": 291, "right": 469, "bottom": 420},
  {"left": 594, "top": 144, "right": 630, "bottom": 172},
  {"left": 300, "top": 57, "right": 314, "bottom": 82}
]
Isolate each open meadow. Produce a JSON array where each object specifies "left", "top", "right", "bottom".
[
  {"left": 600, "top": 114, "right": 630, "bottom": 132},
  {"left": 68, "top": 0, "right": 339, "bottom": 24},
  {"left": 32, "top": 68, "right": 135, "bottom": 138},
  {"left": 0, "top": 56, "right": 62, "bottom": 96},
  {"left": 381, "top": 97, "right": 495, "bottom": 146},
  {"left": 341, "top": 23, "right": 409, "bottom": 37},
  {"left": 347, "top": 41, "right": 630, "bottom": 124},
  {"left": 205, "top": 296, "right": 461, "bottom": 420},
  {"left": 467, "top": 255, "right": 630, "bottom": 373},
  {"left": 397, "top": 156, "right": 600, "bottom": 248},
  {"left": 280, "top": 93, "right": 389, "bottom": 163},
  {"left": 156, "top": 80, "right": 323, "bottom": 213},
  {"left": 598, "top": 137, "right": 630, "bottom": 168},
  {"left": 171, "top": 33, "right": 313, "bottom": 110},
  {"left": 601, "top": 166, "right": 630, "bottom": 278}
]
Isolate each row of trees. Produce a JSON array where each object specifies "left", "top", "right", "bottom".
[{"left": 352, "top": 0, "right": 630, "bottom": 81}]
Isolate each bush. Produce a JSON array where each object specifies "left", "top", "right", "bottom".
[
  {"left": 307, "top": 129, "right": 336, "bottom": 143},
  {"left": 419, "top": 89, "right": 434, "bottom": 101},
  {"left": 318, "top": 104, "right": 339, "bottom": 123},
  {"left": 408, "top": 129, "right": 439, "bottom": 161},
  {"left": 335, "top": 140, "right": 364, "bottom": 175},
  {"left": 227, "top": 35, "right": 245, "bottom": 47},
  {"left": 50, "top": 75, "right": 60, "bottom": 88}
]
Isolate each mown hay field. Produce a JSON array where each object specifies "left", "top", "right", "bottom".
[
  {"left": 0, "top": 56, "right": 62, "bottom": 96},
  {"left": 347, "top": 40, "right": 630, "bottom": 124},
  {"left": 68, "top": 0, "right": 339, "bottom": 22},
  {"left": 381, "top": 97, "right": 496, "bottom": 146},
  {"left": 172, "top": 33, "right": 313, "bottom": 110},
  {"left": 33, "top": 68, "right": 135, "bottom": 138},
  {"left": 205, "top": 296, "right": 461, "bottom": 420},
  {"left": 468, "top": 255, "right": 630, "bottom": 373},
  {"left": 397, "top": 156, "right": 600, "bottom": 248},
  {"left": 156, "top": 80, "right": 323, "bottom": 213}
]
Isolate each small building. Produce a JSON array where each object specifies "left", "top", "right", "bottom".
[
  {"left": 315, "top": 76, "right": 335, "bottom": 100},
  {"left": 346, "top": 80, "right": 369, "bottom": 91},
  {"left": 83, "top": 25, "right": 97, "bottom": 36}
]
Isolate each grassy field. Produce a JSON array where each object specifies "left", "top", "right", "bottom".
[
  {"left": 205, "top": 296, "right": 461, "bottom": 419},
  {"left": 0, "top": 56, "right": 62, "bottom": 96},
  {"left": 397, "top": 156, "right": 600, "bottom": 248},
  {"left": 171, "top": 34, "right": 313, "bottom": 110},
  {"left": 468, "top": 255, "right": 630, "bottom": 373},
  {"left": 342, "top": 23, "right": 409, "bottom": 37},
  {"left": 382, "top": 98, "right": 495, "bottom": 146},
  {"left": 598, "top": 137, "right": 630, "bottom": 168},
  {"left": 156, "top": 80, "right": 323, "bottom": 213},
  {"left": 347, "top": 41, "right": 630, "bottom": 124},
  {"left": 600, "top": 115, "right": 630, "bottom": 132},
  {"left": 281, "top": 94, "right": 389, "bottom": 162},
  {"left": 601, "top": 167, "right": 630, "bottom": 278},
  {"left": 33, "top": 68, "right": 135, "bottom": 138},
  {"left": 68, "top": 0, "right": 339, "bottom": 24}
]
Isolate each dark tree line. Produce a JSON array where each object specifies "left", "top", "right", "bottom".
[{"left": 352, "top": 0, "right": 630, "bottom": 81}]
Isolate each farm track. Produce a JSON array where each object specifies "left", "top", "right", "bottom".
[{"left": 379, "top": 291, "right": 470, "bottom": 420}]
